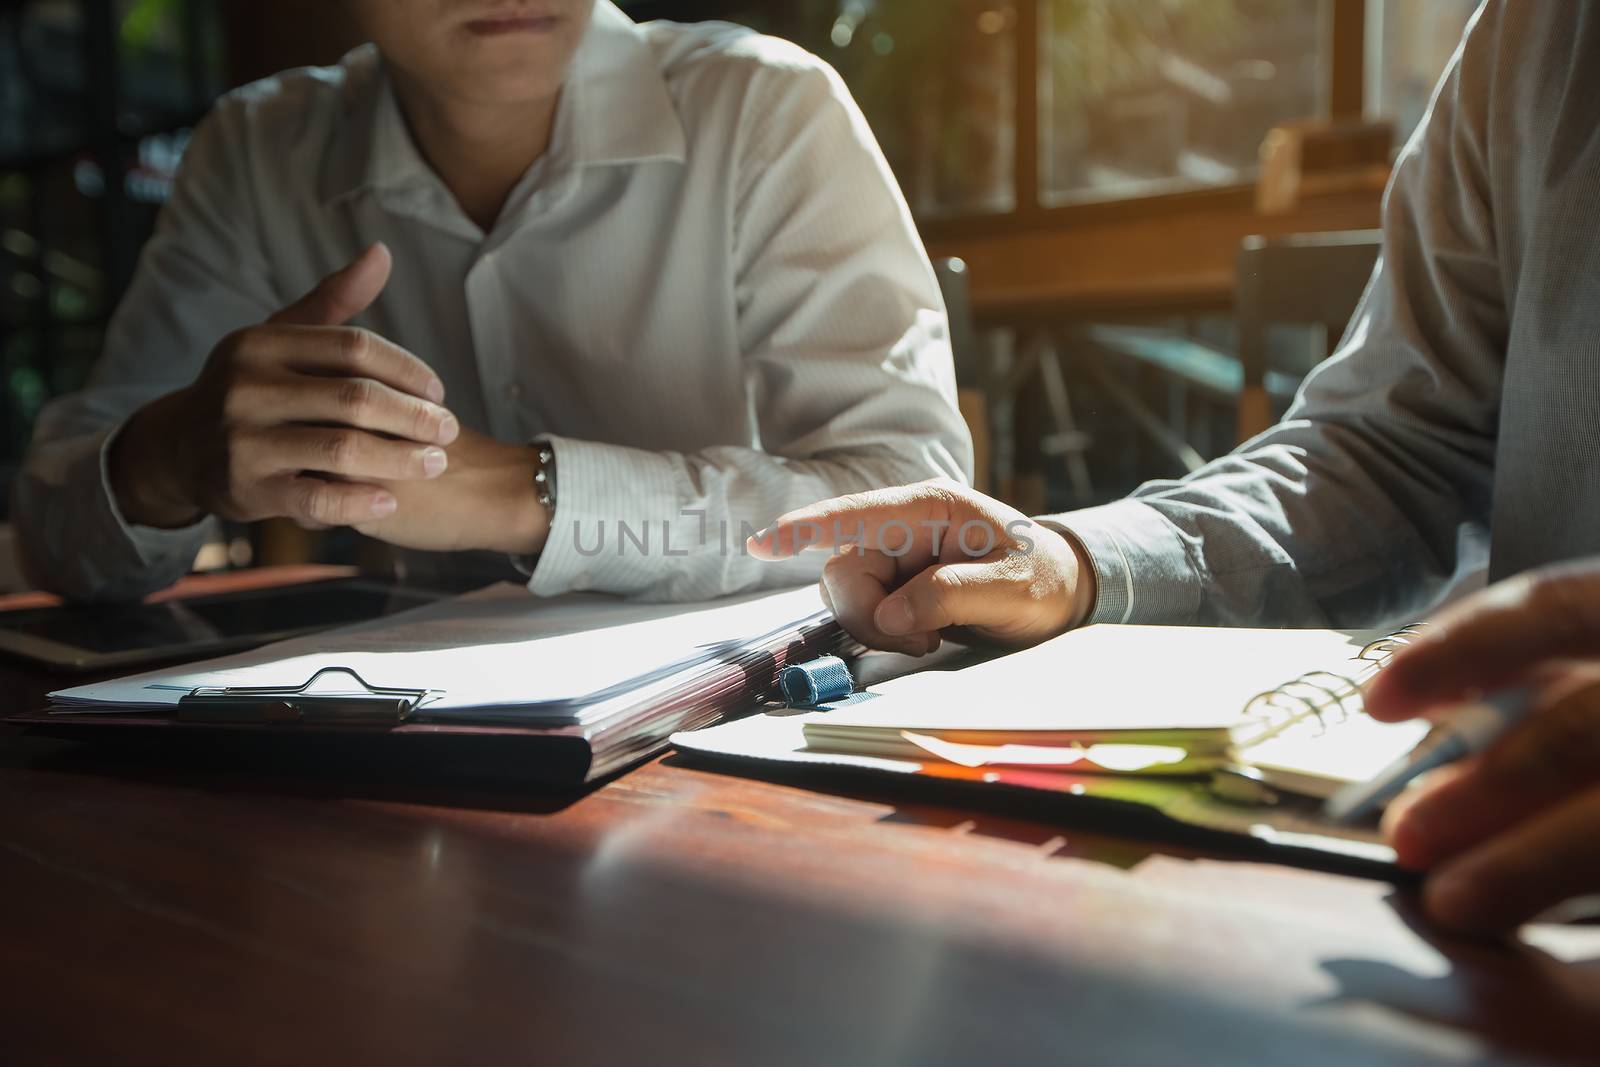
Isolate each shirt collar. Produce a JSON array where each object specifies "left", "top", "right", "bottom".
[
  {"left": 568, "top": 0, "right": 687, "bottom": 168},
  {"left": 319, "top": 1, "right": 685, "bottom": 208}
]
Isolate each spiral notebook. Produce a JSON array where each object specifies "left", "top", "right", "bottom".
[
  {"left": 674, "top": 624, "right": 1434, "bottom": 867},
  {"left": 792, "top": 624, "right": 1430, "bottom": 797}
]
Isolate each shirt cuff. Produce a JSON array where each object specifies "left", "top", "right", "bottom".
[
  {"left": 526, "top": 435, "right": 686, "bottom": 597},
  {"left": 1042, "top": 499, "right": 1202, "bottom": 625}
]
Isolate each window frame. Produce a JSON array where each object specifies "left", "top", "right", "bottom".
[{"left": 919, "top": 0, "right": 1367, "bottom": 244}]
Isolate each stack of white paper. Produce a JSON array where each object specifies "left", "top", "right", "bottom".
[{"left": 51, "top": 583, "right": 830, "bottom": 727}]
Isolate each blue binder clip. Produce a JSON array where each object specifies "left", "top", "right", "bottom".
[{"left": 779, "top": 655, "right": 866, "bottom": 710}]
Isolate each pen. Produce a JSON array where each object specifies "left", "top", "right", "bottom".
[{"left": 1324, "top": 683, "right": 1537, "bottom": 824}]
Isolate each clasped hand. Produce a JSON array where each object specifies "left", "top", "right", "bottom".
[{"left": 110, "top": 243, "right": 547, "bottom": 556}]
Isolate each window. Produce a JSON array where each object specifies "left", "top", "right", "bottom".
[
  {"left": 1040, "top": 0, "right": 1324, "bottom": 204},
  {"left": 699, "top": 1, "right": 1021, "bottom": 217},
  {"left": 1, "top": 0, "right": 224, "bottom": 476},
  {"left": 820, "top": 0, "right": 1019, "bottom": 216},
  {"left": 694, "top": 1, "right": 1336, "bottom": 219},
  {"left": 1365, "top": 0, "right": 1479, "bottom": 145}
]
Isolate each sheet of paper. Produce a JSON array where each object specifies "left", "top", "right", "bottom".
[
  {"left": 810, "top": 624, "right": 1381, "bottom": 735},
  {"left": 51, "top": 582, "right": 826, "bottom": 724}
]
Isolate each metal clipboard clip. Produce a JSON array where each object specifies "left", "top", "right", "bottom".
[{"left": 177, "top": 666, "right": 428, "bottom": 726}]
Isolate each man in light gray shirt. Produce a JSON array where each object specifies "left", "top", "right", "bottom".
[
  {"left": 14, "top": 0, "right": 971, "bottom": 603},
  {"left": 753, "top": 0, "right": 1600, "bottom": 934},
  {"left": 758, "top": 0, "right": 1597, "bottom": 638}
]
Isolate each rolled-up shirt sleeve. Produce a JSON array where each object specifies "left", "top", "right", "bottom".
[
  {"left": 1046, "top": 5, "right": 1506, "bottom": 629},
  {"left": 13, "top": 101, "right": 279, "bottom": 601},
  {"left": 528, "top": 57, "right": 973, "bottom": 601},
  {"left": 13, "top": 414, "right": 216, "bottom": 599}
]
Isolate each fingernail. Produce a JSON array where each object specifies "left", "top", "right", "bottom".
[
  {"left": 746, "top": 527, "right": 777, "bottom": 556},
  {"left": 371, "top": 493, "right": 397, "bottom": 518},
  {"left": 877, "top": 596, "right": 914, "bottom": 636},
  {"left": 422, "top": 448, "right": 448, "bottom": 477},
  {"left": 425, "top": 379, "right": 446, "bottom": 404},
  {"left": 437, "top": 413, "right": 460, "bottom": 445}
]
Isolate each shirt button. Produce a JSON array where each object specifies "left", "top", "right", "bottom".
[{"left": 505, "top": 382, "right": 524, "bottom": 400}]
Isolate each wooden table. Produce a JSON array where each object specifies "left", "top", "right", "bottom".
[{"left": 2, "top": 583, "right": 1598, "bottom": 1065}]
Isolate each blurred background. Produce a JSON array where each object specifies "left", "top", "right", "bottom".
[{"left": 0, "top": 0, "right": 1481, "bottom": 586}]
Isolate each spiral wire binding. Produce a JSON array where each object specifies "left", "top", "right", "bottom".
[{"left": 1238, "top": 624, "right": 1427, "bottom": 744}]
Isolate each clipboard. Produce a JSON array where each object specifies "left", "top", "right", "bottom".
[
  {"left": 177, "top": 667, "right": 431, "bottom": 726},
  {"left": 12, "top": 613, "right": 850, "bottom": 786}
]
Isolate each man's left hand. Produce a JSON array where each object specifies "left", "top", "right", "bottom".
[{"left": 353, "top": 425, "right": 549, "bottom": 556}]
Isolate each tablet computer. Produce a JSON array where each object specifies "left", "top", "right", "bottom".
[{"left": 0, "top": 577, "right": 441, "bottom": 673}]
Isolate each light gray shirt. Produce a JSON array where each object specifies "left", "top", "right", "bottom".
[
  {"left": 1056, "top": 0, "right": 1599, "bottom": 628},
  {"left": 15, "top": 1, "right": 971, "bottom": 602}
]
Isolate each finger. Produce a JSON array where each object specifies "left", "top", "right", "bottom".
[
  {"left": 873, "top": 558, "right": 1026, "bottom": 641},
  {"left": 1383, "top": 681, "right": 1600, "bottom": 868},
  {"left": 1422, "top": 786, "right": 1600, "bottom": 935},
  {"left": 1366, "top": 564, "right": 1600, "bottom": 722},
  {"left": 245, "top": 325, "right": 446, "bottom": 407},
  {"left": 262, "top": 474, "right": 398, "bottom": 527},
  {"left": 241, "top": 375, "right": 458, "bottom": 446},
  {"left": 822, "top": 549, "right": 939, "bottom": 657},
  {"left": 748, "top": 480, "right": 980, "bottom": 559},
  {"left": 270, "top": 242, "right": 392, "bottom": 329},
  {"left": 259, "top": 426, "right": 449, "bottom": 482},
  {"left": 1382, "top": 760, "right": 1564, "bottom": 870}
]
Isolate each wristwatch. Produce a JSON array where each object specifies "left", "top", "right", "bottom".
[
  {"left": 532, "top": 440, "right": 557, "bottom": 515},
  {"left": 513, "top": 441, "right": 557, "bottom": 577}
]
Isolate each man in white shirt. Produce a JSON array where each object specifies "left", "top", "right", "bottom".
[{"left": 14, "top": 0, "right": 972, "bottom": 602}]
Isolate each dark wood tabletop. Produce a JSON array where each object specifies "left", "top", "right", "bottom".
[{"left": 1, "top": 575, "right": 1597, "bottom": 1067}]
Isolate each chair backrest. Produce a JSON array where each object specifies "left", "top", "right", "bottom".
[
  {"left": 932, "top": 257, "right": 991, "bottom": 492},
  {"left": 1235, "top": 230, "right": 1382, "bottom": 441},
  {"left": 933, "top": 257, "right": 981, "bottom": 389}
]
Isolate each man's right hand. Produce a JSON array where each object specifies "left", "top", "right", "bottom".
[
  {"left": 109, "top": 243, "right": 459, "bottom": 530},
  {"left": 747, "top": 480, "right": 1096, "bottom": 656}
]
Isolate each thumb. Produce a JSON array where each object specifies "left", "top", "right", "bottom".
[
  {"left": 873, "top": 560, "right": 1017, "bottom": 639},
  {"left": 270, "top": 242, "right": 392, "bottom": 326}
]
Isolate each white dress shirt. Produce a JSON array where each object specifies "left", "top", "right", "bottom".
[{"left": 16, "top": 1, "right": 971, "bottom": 601}]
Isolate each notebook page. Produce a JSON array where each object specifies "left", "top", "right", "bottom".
[
  {"left": 1240, "top": 712, "right": 1431, "bottom": 798},
  {"left": 812, "top": 624, "right": 1381, "bottom": 736}
]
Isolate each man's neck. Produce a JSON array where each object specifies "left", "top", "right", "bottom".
[{"left": 390, "top": 75, "right": 560, "bottom": 234}]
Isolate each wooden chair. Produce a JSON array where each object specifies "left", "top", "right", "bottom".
[
  {"left": 1235, "top": 230, "right": 1382, "bottom": 441},
  {"left": 933, "top": 257, "right": 993, "bottom": 494}
]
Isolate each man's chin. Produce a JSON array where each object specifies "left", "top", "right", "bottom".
[{"left": 441, "top": 67, "right": 569, "bottom": 108}]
